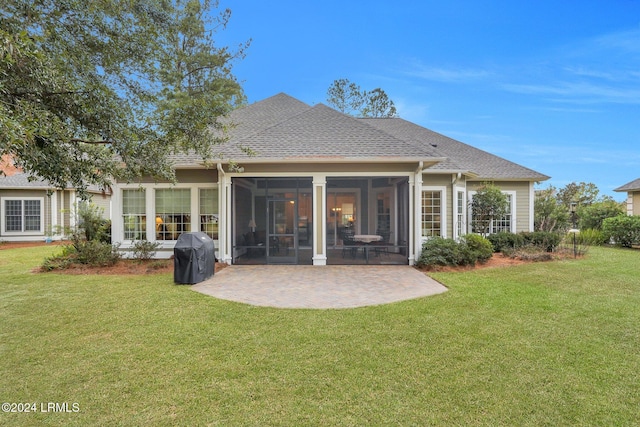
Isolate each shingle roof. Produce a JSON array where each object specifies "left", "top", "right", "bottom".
[
  {"left": 363, "top": 117, "right": 550, "bottom": 181},
  {"left": 0, "top": 172, "right": 107, "bottom": 193},
  {"left": 169, "top": 93, "right": 549, "bottom": 182},
  {"left": 0, "top": 173, "right": 52, "bottom": 188},
  {"left": 614, "top": 178, "right": 640, "bottom": 192}
]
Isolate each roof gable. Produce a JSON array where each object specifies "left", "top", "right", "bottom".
[
  {"left": 222, "top": 103, "right": 442, "bottom": 161},
  {"left": 169, "top": 93, "right": 549, "bottom": 182},
  {"left": 615, "top": 178, "right": 640, "bottom": 192}
]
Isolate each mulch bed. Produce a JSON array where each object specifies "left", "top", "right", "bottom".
[
  {"left": 7, "top": 240, "right": 561, "bottom": 275},
  {"left": 1, "top": 241, "right": 228, "bottom": 275}
]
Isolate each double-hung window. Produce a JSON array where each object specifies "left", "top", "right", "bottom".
[
  {"left": 455, "top": 190, "right": 466, "bottom": 239},
  {"left": 2, "top": 198, "right": 43, "bottom": 233},
  {"left": 421, "top": 190, "right": 443, "bottom": 238},
  {"left": 156, "top": 189, "right": 191, "bottom": 241},
  {"left": 122, "top": 189, "right": 146, "bottom": 240},
  {"left": 199, "top": 188, "right": 218, "bottom": 239}
]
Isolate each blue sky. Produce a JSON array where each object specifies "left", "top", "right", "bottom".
[{"left": 216, "top": 0, "right": 640, "bottom": 200}]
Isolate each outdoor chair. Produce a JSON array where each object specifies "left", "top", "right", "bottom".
[
  {"left": 373, "top": 228, "right": 391, "bottom": 257},
  {"left": 341, "top": 229, "right": 360, "bottom": 258}
]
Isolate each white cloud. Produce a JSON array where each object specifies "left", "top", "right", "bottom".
[{"left": 400, "top": 60, "right": 492, "bottom": 83}]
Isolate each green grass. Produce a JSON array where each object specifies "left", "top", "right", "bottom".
[{"left": 1, "top": 246, "right": 639, "bottom": 426}]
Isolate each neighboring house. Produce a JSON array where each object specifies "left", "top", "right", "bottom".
[
  {"left": 0, "top": 172, "right": 111, "bottom": 242},
  {"left": 111, "top": 93, "right": 549, "bottom": 265},
  {"left": 614, "top": 178, "right": 640, "bottom": 216}
]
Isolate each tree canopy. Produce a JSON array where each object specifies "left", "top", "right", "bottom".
[
  {"left": 326, "top": 78, "right": 397, "bottom": 118},
  {"left": 534, "top": 182, "right": 624, "bottom": 232},
  {"left": 470, "top": 183, "right": 509, "bottom": 237},
  {"left": 0, "top": 0, "right": 249, "bottom": 196}
]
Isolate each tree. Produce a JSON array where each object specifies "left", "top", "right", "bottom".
[
  {"left": 534, "top": 186, "right": 570, "bottom": 232},
  {"left": 557, "top": 182, "right": 601, "bottom": 208},
  {"left": 326, "top": 79, "right": 397, "bottom": 118},
  {"left": 470, "top": 183, "right": 509, "bottom": 237},
  {"left": 578, "top": 200, "right": 625, "bottom": 230},
  {"left": 0, "top": 0, "right": 249, "bottom": 197},
  {"left": 542, "top": 182, "right": 622, "bottom": 231},
  {"left": 326, "top": 78, "right": 365, "bottom": 115}
]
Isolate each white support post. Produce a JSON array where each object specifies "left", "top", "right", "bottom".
[
  {"left": 412, "top": 171, "right": 423, "bottom": 265},
  {"left": 312, "top": 175, "right": 327, "bottom": 265}
]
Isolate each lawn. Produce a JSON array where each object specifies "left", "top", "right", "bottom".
[{"left": 1, "top": 245, "right": 639, "bottom": 426}]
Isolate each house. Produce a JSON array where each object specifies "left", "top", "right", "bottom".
[
  {"left": 0, "top": 171, "right": 111, "bottom": 242},
  {"left": 111, "top": 93, "right": 549, "bottom": 265},
  {"left": 614, "top": 178, "right": 640, "bottom": 216}
]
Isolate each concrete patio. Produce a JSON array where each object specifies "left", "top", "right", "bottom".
[{"left": 191, "top": 265, "right": 448, "bottom": 309}]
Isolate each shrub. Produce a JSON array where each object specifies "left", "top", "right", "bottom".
[
  {"left": 578, "top": 201, "right": 625, "bottom": 230},
  {"left": 574, "top": 228, "right": 606, "bottom": 246},
  {"left": 417, "top": 237, "right": 462, "bottom": 268},
  {"left": 77, "top": 203, "right": 111, "bottom": 243},
  {"left": 73, "top": 240, "right": 121, "bottom": 266},
  {"left": 520, "top": 231, "right": 562, "bottom": 252},
  {"left": 132, "top": 240, "right": 161, "bottom": 261},
  {"left": 417, "top": 235, "right": 494, "bottom": 268},
  {"left": 460, "top": 234, "right": 493, "bottom": 265},
  {"left": 602, "top": 216, "right": 640, "bottom": 248},
  {"left": 487, "top": 232, "right": 525, "bottom": 253},
  {"left": 41, "top": 241, "right": 120, "bottom": 271}
]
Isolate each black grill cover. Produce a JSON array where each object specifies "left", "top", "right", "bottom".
[{"left": 173, "top": 232, "right": 215, "bottom": 284}]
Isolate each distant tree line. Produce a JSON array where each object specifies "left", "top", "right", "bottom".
[
  {"left": 535, "top": 181, "right": 625, "bottom": 232},
  {"left": 326, "top": 79, "right": 397, "bottom": 118}
]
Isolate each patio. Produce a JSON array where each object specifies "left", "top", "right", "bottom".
[{"left": 191, "top": 265, "right": 447, "bottom": 309}]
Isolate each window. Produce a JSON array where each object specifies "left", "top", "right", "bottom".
[
  {"left": 122, "top": 189, "right": 146, "bottom": 240},
  {"left": 156, "top": 189, "right": 191, "bottom": 240},
  {"left": 493, "top": 193, "right": 513, "bottom": 233},
  {"left": 199, "top": 188, "right": 218, "bottom": 239},
  {"left": 421, "top": 190, "right": 442, "bottom": 237},
  {"left": 3, "top": 198, "right": 42, "bottom": 233},
  {"left": 469, "top": 191, "right": 515, "bottom": 234},
  {"left": 456, "top": 190, "right": 465, "bottom": 238}
]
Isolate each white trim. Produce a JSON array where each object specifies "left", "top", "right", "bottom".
[
  {"left": 0, "top": 196, "right": 45, "bottom": 236},
  {"left": 453, "top": 186, "right": 466, "bottom": 240},
  {"left": 69, "top": 191, "right": 77, "bottom": 228},
  {"left": 50, "top": 191, "right": 58, "bottom": 234},
  {"left": 420, "top": 185, "right": 448, "bottom": 240},
  {"left": 468, "top": 190, "right": 517, "bottom": 234},
  {"left": 312, "top": 175, "right": 327, "bottom": 265},
  {"left": 114, "top": 182, "right": 219, "bottom": 256},
  {"left": 411, "top": 173, "right": 421, "bottom": 264},
  {"left": 529, "top": 182, "right": 535, "bottom": 231}
]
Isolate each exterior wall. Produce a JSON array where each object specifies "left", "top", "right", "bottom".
[
  {"left": 126, "top": 168, "right": 218, "bottom": 184},
  {"left": 239, "top": 162, "right": 417, "bottom": 175},
  {"left": 110, "top": 166, "right": 538, "bottom": 263},
  {"left": 629, "top": 191, "right": 640, "bottom": 216},
  {"left": 0, "top": 189, "right": 49, "bottom": 241},
  {"left": 87, "top": 192, "right": 112, "bottom": 219},
  {"left": 466, "top": 181, "right": 534, "bottom": 233}
]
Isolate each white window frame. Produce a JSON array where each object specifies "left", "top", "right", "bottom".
[
  {"left": 122, "top": 188, "right": 147, "bottom": 241},
  {"left": 199, "top": 188, "right": 219, "bottom": 239},
  {"left": 116, "top": 183, "right": 218, "bottom": 246},
  {"left": 421, "top": 186, "right": 447, "bottom": 240},
  {"left": 453, "top": 187, "right": 466, "bottom": 240},
  {"left": 468, "top": 190, "right": 516, "bottom": 234},
  {"left": 1, "top": 197, "right": 45, "bottom": 235}
]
